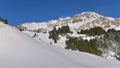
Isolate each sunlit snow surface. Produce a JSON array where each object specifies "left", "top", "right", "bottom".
[{"left": 0, "top": 22, "right": 120, "bottom": 68}]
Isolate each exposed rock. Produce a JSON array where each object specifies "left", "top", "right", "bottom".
[
  {"left": 0, "top": 18, "right": 8, "bottom": 24},
  {"left": 16, "top": 26, "right": 27, "bottom": 31}
]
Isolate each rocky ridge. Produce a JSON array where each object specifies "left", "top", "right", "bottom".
[{"left": 17, "top": 12, "right": 120, "bottom": 32}]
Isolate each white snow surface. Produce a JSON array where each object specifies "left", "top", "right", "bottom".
[
  {"left": 22, "top": 22, "right": 48, "bottom": 30},
  {"left": 1, "top": 22, "right": 120, "bottom": 68}
]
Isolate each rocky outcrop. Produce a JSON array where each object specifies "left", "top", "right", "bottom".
[
  {"left": 16, "top": 26, "right": 27, "bottom": 31},
  {"left": 0, "top": 17, "right": 8, "bottom": 24}
]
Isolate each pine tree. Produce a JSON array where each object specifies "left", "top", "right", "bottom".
[
  {"left": 65, "top": 37, "right": 102, "bottom": 56},
  {"left": 80, "top": 27, "right": 106, "bottom": 36},
  {"left": 49, "top": 27, "right": 59, "bottom": 43}
]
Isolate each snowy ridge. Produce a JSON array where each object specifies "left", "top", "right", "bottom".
[
  {"left": 21, "top": 22, "right": 47, "bottom": 30},
  {"left": 18, "top": 12, "right": 120, "bottom": 32}
]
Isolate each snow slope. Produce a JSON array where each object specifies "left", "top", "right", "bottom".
[
  {"left": 17, "top": 12, "right": 120, "bottom": 60},
  {"left": 1, "top": 22, "right": 120, "bottom": 68}
]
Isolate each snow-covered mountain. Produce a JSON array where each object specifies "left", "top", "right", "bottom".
[
  {"left": 16, "top": 12, "right": 120, "bottom": 60},
  {"left": 17, "top": 12, "right": 120, "bottom": 32},
  {"left": 1, "top": 22, "right": 120, "bottom": 68}
]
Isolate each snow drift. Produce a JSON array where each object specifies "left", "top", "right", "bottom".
[{"left": 0, "top": 22, "right": 120, "bottom": 68}]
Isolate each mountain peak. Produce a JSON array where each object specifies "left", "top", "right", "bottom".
[
  {"left": 80, "top": 11, "right": 100, "bottom": 15},
  {"left": 74, "top": 11, "right": 102, "bottom": 19},
  {"left": 17, "top": 11, "right": 120, "bottom": 32}
]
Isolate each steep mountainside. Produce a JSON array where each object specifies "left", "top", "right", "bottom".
[{"left": 17, "top": 12, "right": 120, "bottom": 60}]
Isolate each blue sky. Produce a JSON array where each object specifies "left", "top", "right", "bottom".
[{"left": 0, "top": 0, "right": 120, "bottom": 26}]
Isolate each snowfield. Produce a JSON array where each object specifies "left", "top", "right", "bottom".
[{"left": 0, "top": 22, "right": 120, "bottom": 68}]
